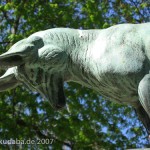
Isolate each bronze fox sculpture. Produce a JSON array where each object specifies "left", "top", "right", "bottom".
[{"left": 0, "top": 23, "right": 150, "bottom": 134}]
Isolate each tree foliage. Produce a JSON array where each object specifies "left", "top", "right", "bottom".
[{"left": 0, "top": 0, "right": 150, "bottom": 149}]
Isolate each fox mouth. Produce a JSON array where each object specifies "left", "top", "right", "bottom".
[{"left": 0, "top": 54, "right": 23, "bottom": 69}]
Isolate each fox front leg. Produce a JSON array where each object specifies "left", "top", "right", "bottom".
[{"left": 138, "top": 74, "right": 150, "bottom": 136}]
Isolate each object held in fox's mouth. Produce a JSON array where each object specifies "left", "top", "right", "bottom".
[{"left": 0, "top": 23, "right": 150, "bottom": 136}]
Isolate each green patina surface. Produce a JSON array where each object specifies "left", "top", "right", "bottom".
[{"left": 0, "top": 23, "right": 150, "bottom": 133}]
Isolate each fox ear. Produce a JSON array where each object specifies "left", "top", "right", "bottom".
[
  {"left": 0, "top": 68, "right": 21, "bottom": 92},
  {"left": 0, "top": 36, "right": 44, "bottom": 68}
]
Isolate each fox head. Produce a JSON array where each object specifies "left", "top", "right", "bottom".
[{"left": 0, "top": 36, "right": 66, "bottom": 109}]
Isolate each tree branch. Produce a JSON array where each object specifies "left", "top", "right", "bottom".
[
  {"left": 12, "top": 16, "right": 21, "bottom": 34},
  {"left": 131, "top": 0, "right": 146, "bottom": 20},
  {"left": 0, "top": 41, "right": 12, "bottom": 44},
  {"left": 16, "top": 118, "right": 74, "bottom": 148}
]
